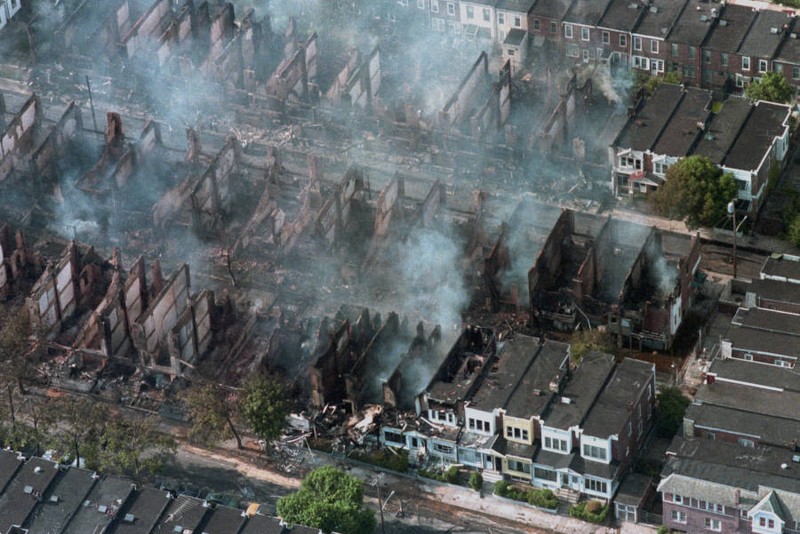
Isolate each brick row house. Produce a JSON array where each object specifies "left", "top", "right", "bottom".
[
  {"left": 380, "top": 332, "right": 656, "bottom": 503},
  {"left": 611, "top": 82, "right": 792, "bottom": 216},
  {"left": 394, "top": 0, "right": 800, "bottom": 95},
  {"left": 658, "top": 251, "right": 800, "bottom": 533}
]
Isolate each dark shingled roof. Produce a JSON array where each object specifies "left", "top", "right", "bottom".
[
  {"left": 531, "top": 0, "right": 573, "bottom": 19},
  {"left": 151, "top": 493, "right": 209, "bottom": 533},
  {"left": 704, "top": 3, "right": 757, "bottom": 53},
  {"left": 686, "top": 402, "right": 800, "bottom": 448},
  {"left": 240, "top": 514, "right": 285, "bottom": 534},
  {"left": 26, "top": 468, "right": 97, "bottom": 534},
  {"left": 0, "top": 457, "right": 59, "bottom": 533},
  {"left": 762, "top": 254, "right": 800, "bottom": 282},
  {"left": 504, "top": 340, "right": 569, "bottom": 418},
  {"left": 582, "top": 358, "right": 654, "bottom": 439},
  {"left": 113, "top": 486, "right": 171, "bottom": 534},
  {"left": 732, "top": 306, "right": 800, "bottom": 337},
  {"left": 564, "top": 0, "right": 613, "bottom": 26},
  {"left": 739, "top": 9, "right": 791, "bottom": 59},
  {"left": 723, "top": 101, "right": 790, "bottom": 171},
  {"left": 199, "top": 504, "right": 247, "bottom": 533},
  {"left": 693, "top": 97, "right": 752, "bottom": 165},
  {"left": 542, "top": 351, "right": 615, "bottom": 430},
  {"left": 64, "top": 475, "right": 134, "bottom": 533},
  {"left": 0, "top": 451, "right": 23, "bottom": 495},
  {"left": 668, "top": 0, "right": 716, "bottom": 45},
  {"left": 598, "top": 0, "right": 647, "bottom": 32},
  {"left": 775, "top": 19, "right": 800, "bottom": 66},
  {"left": 633, "top": 0, "right": 685, "bottom": 39},
  {"left": 496, "top": 0, "right": 536, "bottom": 12},
  {"left": 651, "top": 86, "right": 712, "bottom": 157},
  {"left": 614, "top": 83, "right": 684, "bottom": 151},
  {"left": 708, "top": 357, "right": 800, "bottom": 392},
  {"left": 470, "top": 334, "right": 540, "bottom": 411}
]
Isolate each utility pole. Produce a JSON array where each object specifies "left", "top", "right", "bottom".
[
  {"left": 86, "top": 75, "right": 99, "bottom": 133},
  {"left": 728, "top": 201, "right": 737, "bottom": 279}
]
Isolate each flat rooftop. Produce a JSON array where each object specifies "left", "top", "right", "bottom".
[
  {"left": 686, "top": 402, "right": 800, "bottom": 448},
  {"left": 469, "top": 334, "right": 540, "bottom": 411},
  {"left": 708, "top": 357, "right": 800, "bottom": 392},
  {"left": 762, "top": 254, "right": 800, "bottom": 282},
  {"left": 582, "top": 358, "right": 653, "bottom": 439},
  {"left": 732, "top": 307, "right": 800, "bottom": 337},
  {"left": 504, "top": 340, "right": 569, "bottom": 418},
  {"left": 542, "top": 351, "right": 615, "bottom": 431},
  {"left": 695, "top": 381, "right": 800, "bottom": 422}
]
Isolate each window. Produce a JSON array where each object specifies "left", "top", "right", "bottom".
[
  {"left": 431, "top": 1, "right": 439, "bottom": 13},
  {"left": 507, "top": 49, "right": 515, "bottom": 56},
  {"left": 565, "top": 24, "right": 573, "bottom": 39},
  {"left": 682, "top": 63, "right": 695, "bottom": 78},
  {"left": 671, "top": 510, "right": 687, "bottom": 524},
  {"left": 514, "top": 16, "right": 521, "bottom": 27},
  {"left": 673, "top": 495, "right": 684, "bottom": 504},
  {"left": 581, "top": 27, "right": 590, "bottom": 41},
  {"left": 759, "top": 517, "right": 777, "bottom": 528},
  {"left": 776, "top": 359, "right": 792, "bottom": 368},
  {"left": 743, "top": 352, "right": 753, "bottom": 361},
  {"left": 652, "top": 59, "right": 665, "bottom": 73},
  {"left": 705, "top": 518, "right": 722, "bottom": 531},
  {"left": 584, "top": 478, "right": 608, "bottom": 494},
  {"left": 712, "top": 503, "right": 725, "bottom": 514},
  {"left": 654, "top": 162, "right": 667, "bottom": 175},
  {"left": 583, "top": 444, "right": 608, "bottom": 461},
  {"left": 706, "top": 432, "right": 716, "bottom": 440},
  {"left": 628, "top": 421, "right": 632, "bottom": 436},
  {"left": 498, "top": 12, "right": 505, "bottom": 24},
  {"left": 447, "top": 2, "right": 455, "bottom": 15},
  {"left": 672, "top": 43, "right": 679, "bottom": 57},
  {"left": 688, "top": 46, "right": 696, "bottom": 58},
  {"left": 433, "top": 442, "right": 453, "bottom": 454},
  {"left": 793, "top": 66, "right": 800, "bottom": 80},
  {"left": 743, "top": 56, "right": 750, "bottom": 71},
  {"left": 721, "top": 53, "right": 729, "bottom": 67},
  {"left": 468, "top": 418, "right": 490, "bottom": 432},
  {"left": 534, "top": 467, "right": 558, "bottom": 482},
  {"left": 507, "top": 427, "right": 529, "bottom": 441},
  {"left": 634, "top": 36, "right": 642, "bottom": 51},
  {"left": 533, "top": 18, "right": 540, "bottom": 31},
  {"left": 483, "top": 8, "right": 490, "bottom": 22},
  {"left": 738, "top": 437, "right": 755, "bottom": 448},
  {"left": 384, "top": 430, "right": 404, "bottom": 444},
  {"left": 620, "top": 34, "right": 627, "bottom": 47},
  {"left": 466, "top": 5, "right": 474, "bottom": 19},
  {"left": 704, "top": 49, "right": 711, "bottom": 64},
  {"left": 506, "top": 426, "right": 513, "bottom": 438},
  {"left": 759, "top": 59, "right": 768, "bottom": 73},
  {"left": 417, "top": 0, "right": 425, "bottom": 8},
  {"left": 550, "top": 20, "right": 557, "bottom": 33},
  {"left": 651, "top": 40, "right": 659, "bottom": 54},
  {"left": 543, "top": 436, "right": 568, "bottom": 452},
  {"left": 507, "top": 459, "right": 531, "bottom": 474},
  {"left": 602, "top": 31, "right": 610, "bottom": 45}
]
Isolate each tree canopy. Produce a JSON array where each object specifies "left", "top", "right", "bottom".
[
  {"left": 650, "top": 155, "right": 737, "bottom": 229},
  {"left": 239, "top": 373, "right": 289, "bottom": 443},
  {"left": 745, "top": 71, "right": 795, "bottom": 104},
  {"left": 656, "top": 386, "right": 690, "bottom": 438},
  {"left": 97, "top": 415, "right": 176, "bottom": 480},
  {"left": 182, "top": 380, "right": 243, "bottom": 448},
  {"left": 277, "top": 466, "right": 376, "bottom": 534}
]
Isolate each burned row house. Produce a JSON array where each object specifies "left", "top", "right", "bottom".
[{"left": 528, "top": 210, "right": 700, "bottom": 350}]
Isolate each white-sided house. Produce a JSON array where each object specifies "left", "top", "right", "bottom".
[
  {"left": 460, "top": 0, "right": 496, "bottom": 44},
  {"left": 495, "top": 0, "right": 534, "bottom": 43},
  {"left": 0, "top": 0, "right": 22, "bottom": 31},
  {"left": 531, "top": 352, "right": 615, "bottom": 495}
]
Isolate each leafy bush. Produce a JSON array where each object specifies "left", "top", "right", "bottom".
[
  {"left": 569, "top": 500, "right": 610, "bottom": 524},
  {"left": 657, "top": 526, "right": 675, "bottom": 534},
  {"left": 418, "top": 465, "right": 461, "bottom": 484},
  {"left": 527, "top": 488, "right": 559, "bottom": 509},
  {"left": 468, "top": 472, "right": 483, "bottom": 491},
  {"left": 351, "top": 449, "right": 409, "bottom": 473}
]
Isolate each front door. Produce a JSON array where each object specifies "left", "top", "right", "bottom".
[{"left": 561, "top": 473, "right": 570, "bottom": 487}]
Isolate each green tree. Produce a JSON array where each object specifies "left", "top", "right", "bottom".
[
  {"left": 277, "top": 466, "right": 376, "bottom": 534},
  {"left": 745, "top": 71, "right": 794, "bottom": 104},
  {"left": 570, "top": 329, "right": 614, "bottom": 363},
  {"left": 239, "top": 373, "right": 289, "bottom": 443},
  {"left": 98, "top": 415, "right": 176, "bottom": 480},
  {"left": 50, "top": 396, "right": 109, "bottom": 468},
  {"left": 0, "top": 306, "right": 34, "bottom": 395},
  {"left": 182, "top": 380, "right": 243, "bottom": 449},
  {"left": 650, "top": 155, "right": 737, "bottom": 229},
  {"left": 788, "top": 213, "right": 800, "bottom": 247},
  {"left": 656, "top": 386, "right": 690, "bottom": 438}
]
